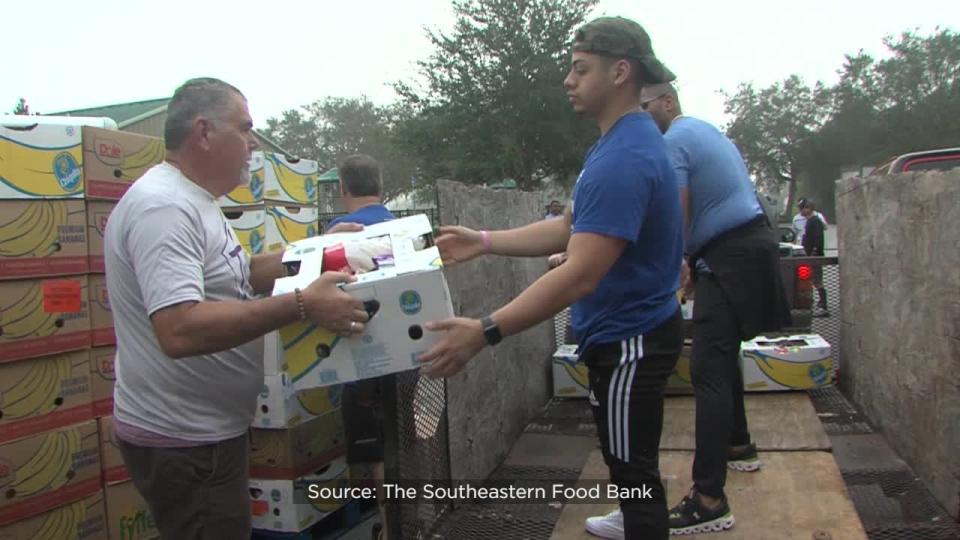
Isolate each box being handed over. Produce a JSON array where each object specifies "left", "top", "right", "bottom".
[{"left": 271, "top": 214, "right": 454, "bottom": 390}]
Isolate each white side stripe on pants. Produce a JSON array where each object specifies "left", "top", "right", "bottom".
[{"left": 608, "top": 336, "right": 643, "bottom": 461}]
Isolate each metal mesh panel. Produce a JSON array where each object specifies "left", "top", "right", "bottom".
[
  {"left": 384, "top": 371, "right": 454, "bottom": 539},
  {"left": 866, "top": 524, "right": 960, "bottom": 540},
  {"left": 811, "top": 262, "right": 842, "bottom": 382},
  {"left": 808, "top": 385, "right": 875, "bottom": 435}
]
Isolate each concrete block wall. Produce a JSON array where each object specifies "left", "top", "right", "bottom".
[
  {"left": 437, "top": 180, "right": 555, "bottom": 480},
  {"left": 836, "top": 169, "right": 960, "bottom": 519}
]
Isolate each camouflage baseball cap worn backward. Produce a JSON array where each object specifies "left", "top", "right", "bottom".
[{"left": 572, "top": 16, "right": 676, "bottom": 84}]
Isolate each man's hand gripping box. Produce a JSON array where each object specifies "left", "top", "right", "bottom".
[{"left": 271, "top": 214, "right": 454, "bottom": 390}]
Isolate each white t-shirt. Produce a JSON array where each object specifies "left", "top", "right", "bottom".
[{"left": 104, "top": 162, "right": 263, "bottom": 442}]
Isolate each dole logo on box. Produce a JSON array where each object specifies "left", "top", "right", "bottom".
[{"left": 96, "top": 137, "right": 124, "bottom": 164}]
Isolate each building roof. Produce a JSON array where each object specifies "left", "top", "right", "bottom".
[
  {"left": 49, "top": 97, "right": 292, "bottom": 155},
  {"left": 50, "top": 98, "right": 170, "bottom": 127}
]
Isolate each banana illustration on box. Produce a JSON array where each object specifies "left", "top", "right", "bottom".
[
  {"left": 742, "top": 349, "right": 833, "bottom": 390},
  {"left": 0, "top": 127, "right": 84, "bottom": 198},
  {"left": 304, "top": 459, "right": 350, "bottom": 513},
  {"left": 5, "top": 427, "right": 83, "bottom": 497},
  {"left": 115, "top": 138, "right": 165, "bottom": 183},
  {"left": 264, "top": 153, "right": 318, "bottom": 204},
  {"left": 0, "top": 200, "right": 79, "bottom": 258},
  {"left": 33, "top": 495, "right": 91, "bottom": 540},
  {"left": 0, "top": 279, "right": 87, "bottom": 341},
  {"left": 296, "top": 384, "right": 342, "bottom": 415},
  {"left": 0, "top": 353, "right": 81, "bottom": 420},
  {"left": 225, "top": 208, "right": 266, "bottom": 256},
  {"left": 266, "top": 206, "right": 318, "bottom": 252},
  {"left": 553, "top": 352, "right": 589, "bottom": 393}
]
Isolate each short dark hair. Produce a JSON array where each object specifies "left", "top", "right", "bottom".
[
  {"left": 799, "top": 198, "right": 816, "bottom": 210},
  {"left": 164, "top": 78, "right": 244, "bottom": 150},
  {"left": 596, "top": 54, "right": 646, "bottom": 87},
  {"left": 339, "top": 154, "right": 382, "bottom": 197}
]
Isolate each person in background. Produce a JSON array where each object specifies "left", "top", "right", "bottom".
[
  {"left": 642, "top": 81, "right": 792, "bottom": 535},
  {"left": 792, "top": 197, "right": 828, "bottom": 245},
  {"left": 799, "top": 198, "right": 830, "bottom": 317},
  {"left": 545, "top": 199, "right": 564, "bottom": 219}
]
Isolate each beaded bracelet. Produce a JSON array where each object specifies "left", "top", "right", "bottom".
[{"left": 293, "top": 288, "right": 307, "bottom": 321}]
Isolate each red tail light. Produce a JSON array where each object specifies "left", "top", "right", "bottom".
[{"left": 797, "top": 264, "right": 812, "bottom": 281}]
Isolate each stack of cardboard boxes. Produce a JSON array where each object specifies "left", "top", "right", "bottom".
[
  {"left": 221, "top": 152, "right": 353, "bottom": 534},
  {"left": 0, "top": 122, "right": 163, "bottom": 539}
]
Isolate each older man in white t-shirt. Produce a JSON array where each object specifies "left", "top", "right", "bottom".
[{"left": 104, "top": 78, "right": 370, "bottom": 540}]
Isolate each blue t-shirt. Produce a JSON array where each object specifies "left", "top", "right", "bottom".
[
  {"left": 327, "top": 204, "right": 396, "bottom": 227},
  {"left": 665, "top": 117, "right": 763, "bottom": 255},
  {"left": 570, "top": 112, "right": 683, "bottom": 351}
]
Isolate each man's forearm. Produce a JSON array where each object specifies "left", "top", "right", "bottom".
[
  {"left": 250, "top": 252, "right": 285, "bottom": 295},
  {"left": 490, "top": 261, "right": 591, "bottom": 338},
  {"left": 161, "top": 294, "right": 300, "bottom": 358},
  {"left": 489, "top": 217, "right": 570, "bottom": 258}
]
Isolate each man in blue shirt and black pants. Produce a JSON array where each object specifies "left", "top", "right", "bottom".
[
  {"left": 418, "top": 17, "right": 684, "bottom": 540},
  {"left": 643, "top": 83, "right": 791, "bottom": 535}
]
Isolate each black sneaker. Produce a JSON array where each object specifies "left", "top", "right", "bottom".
[
  {"left": 669, "top": 491, "right": 735, "bottom": 535},
  {"left": 727, "top": 443, "right": 762, "bottom": 472}
]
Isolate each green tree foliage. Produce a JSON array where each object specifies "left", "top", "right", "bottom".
[{"left": 394, "top": 0, "right": 599, "bottom": 190}]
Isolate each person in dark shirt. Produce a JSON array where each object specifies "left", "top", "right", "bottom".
[{"left": 800, "top": 199, "right": 829, "bottom": 317}]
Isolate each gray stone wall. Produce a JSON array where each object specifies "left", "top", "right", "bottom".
[
  {"left": 437, "top": 180, "right": 555, "bottom": 480},
  {"left": 836, "top": 170, "right": 960, "bottom": 518}
]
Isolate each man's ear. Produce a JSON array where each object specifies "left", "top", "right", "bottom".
[
  {"left": 613, "top": 59, "right": 631, "bottom": 87},
  {"left": 194, "top": 117, "right": 214, "bottom": 151}
]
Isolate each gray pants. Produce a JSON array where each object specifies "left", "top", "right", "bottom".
[{"left": 117, "top": 434, "right": 251, "bottom": 540}]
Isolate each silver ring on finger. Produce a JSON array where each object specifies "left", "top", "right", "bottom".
[{"left": 350, "top": 321, "right": 357, "bottom": 332}]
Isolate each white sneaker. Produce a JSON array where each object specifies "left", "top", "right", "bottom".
[{"left": 585, "top": 509, "right": 624, "bottom": 539}]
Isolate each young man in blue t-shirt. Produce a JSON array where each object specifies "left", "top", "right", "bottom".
[
  {"left": 643, "top": 83, "right": 791, "bottom": 535},
  {"left": 327, "top": 154, "right": 396, "bottom": 540},
  {"left": 418, "top": 17, "right": 683, "bottom": 540}
]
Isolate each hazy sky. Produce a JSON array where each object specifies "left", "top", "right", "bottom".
[{"left": 5, "top": 0, "right": 957, "bottom": 130}]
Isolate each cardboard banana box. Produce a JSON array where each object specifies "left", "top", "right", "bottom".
[
  {"left": 96, "top": 416, "right": 128, "bottom": 485},
  {"left": 0, "top": 124, "right": 162, "bottom": 200},
  {"left": 81, "top": 127, "right": 164, "bottom": 200},
  {"left": 552, "top": 344, "right": 588, "bottom": 398},
  {"left": 0, "top": 420, "right": 102, "bottom": 527},
  {"left": 253, "top": 371, "right": 342, "bottom": 428},
  {"left": 265, "top": 205, "right": 319, "bottom": 253},
  {"left": 0, "top": 350, "right": 94, "bottom": 444},
  {"left": 0, "top": 490, "right": 107, "bottom": 540},
  {"left": 263, "top": 153, "right": 318, "bottom": 205},
  {"left": 272, "top": 215, "right": 454, "bottom": 389},
  {"left": 223, "top": 206, "right": 266, "bottom": 256},
  {"left": 104, "top": 480, "right": 159, "bottom": 540},
  {"left": 250, "top": 409, "right": 346, "bottom": 480},
  {"left": 84, "top": 201, "right": 115, "bottom": 273},
  {"left": 0, "top": 199, "right": 89, "bottom": 279},
  {"left": 220, "top": 152, "right": 265, "bottom": 207},
  {"left": 249, "top": 458, "right": 350, "bottom": 533},
  {"left": 740, "top": 334, "right": 833, "bottom": 391},
  {"left": 87, "top": 274, "right": 114, "bottom": 347},
  {"left": 88, "top": 346, "right": 115, "bottom": 418},
  {"left": 0, "top": 276, "right": 92, "bottom": 364}
]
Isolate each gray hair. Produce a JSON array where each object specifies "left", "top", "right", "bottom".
[
  {"left": 339, "top": 154, "right": 383, "bottom": 198},
  {"left": 164, "top": 78, "right": 244, "bottom": 150}
]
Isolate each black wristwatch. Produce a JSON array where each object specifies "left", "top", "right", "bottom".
[{"left": 481, "top": 316, "right": 502, "bottom": 346}]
